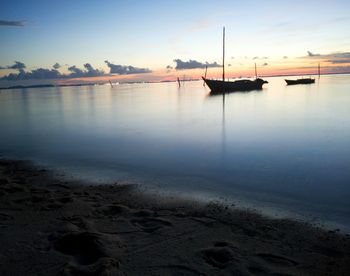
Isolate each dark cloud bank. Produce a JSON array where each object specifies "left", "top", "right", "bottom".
[
  {"left": 173, "top": 59, "right": 221, "bottom": 70},
  {"left": 104, "top": 61, "right": 151, "bottom": 74},
  {"left": 0, "top": 61, "right": 151, "bottom": 81},
  {"left": 306, "top": 51, "right": 350, "bottom": 64}
]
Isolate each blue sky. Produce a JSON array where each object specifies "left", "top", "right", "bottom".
[{"left": 1, "top": 0, "right": 350, "bottom": 84}]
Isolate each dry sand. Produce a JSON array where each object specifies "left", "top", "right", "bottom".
[{"left": 0, "top": 159, "right": 350, "bottom": 275}]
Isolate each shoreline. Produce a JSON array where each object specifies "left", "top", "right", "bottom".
[
  {"left": 1, "top": 159, "right": 350, "bottom": 275},
  {"left": 11, "top": 156, "right": 350, "bottom": 234}
]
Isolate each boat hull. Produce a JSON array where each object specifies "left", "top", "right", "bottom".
[
  {"left": 285, "top": 78, "right": 315, "bottom": 85},
  {"left": 202, "top": 77, "right": 267, "bottom": 93}
]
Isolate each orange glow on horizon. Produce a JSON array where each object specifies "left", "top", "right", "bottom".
[
  {"left": 52, "top": 63, "right": 350, "bottom": 85},
  {"left": 1, "top": 59, "right": 349, "bottom": 87}
]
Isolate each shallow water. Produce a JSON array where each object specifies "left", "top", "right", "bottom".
[{"left": 1, "top": 75, "right": 350, "bottom": 229}]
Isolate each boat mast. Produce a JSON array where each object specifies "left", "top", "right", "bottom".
[
  {"left": 203, "top": 65, "right": 208, "bottom": 86},
  {"left": 255, "top": 63, "right": 257, "bottom": 79},
  {"left": 222, "top": 27, "right": 225, "bottom": 81}
]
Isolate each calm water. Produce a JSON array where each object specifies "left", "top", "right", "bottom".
[{"left": 1, "top": 75, "right": 350, "bottom": 229}]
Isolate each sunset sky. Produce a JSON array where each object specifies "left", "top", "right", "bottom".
[{"left": 1, "top": 0, "right": 350, "bottom": 86}]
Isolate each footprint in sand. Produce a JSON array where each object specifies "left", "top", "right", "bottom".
[
  {"left": 131, "top": 217, "right": 172, "bottom": 233},
  {"left": 53, "top": 232, "right": 107, "bottom": 265},
  {"left": 201, "top": 241, "right": 241, "bottom": 269},
  {"left": 201, "top": 247, "right": 234, "bottom": 268},
  {"left": 98, "top": 204, "right": 130, "bottom": 217}
]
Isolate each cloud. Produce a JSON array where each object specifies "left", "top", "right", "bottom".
[
  {"left": 283, "top": 56, "right": 288, "bottom": 59},
  {"left": 173, "top": 59, "right": 221, "bottom": 70},
  {"left": 82, "top": 63, "right": 104, "bottom": 77},
  {"left": 324, "top": 52, "right": 350, "bottom": 64},
  {"left": 0, "top": 61, "right": 105, "bottom": 80},
  {"left": 68, "top": 65, "right": 84, "bottom": 76},
  {"left": 262, "top": 63, "right": 268, "bottom": 66},
  {"left": 327, "top": 65, "right": 350, "bottom": 72},
  {"left": 67, "top": 63, "right": 104, "bottom": 77},
  {"left": 105, "top": 60, "right": 151, "bottom": 75},
  {"left": 26, "top": 68, "right": 61, "bottom": 79},
  {"left": 0, "top": 61, "right": 26, "bottom": 73},
  {"left": 53, "top": 63, "right": 61, "bottom": 69},
  {"left": 329, "top": 59, "right": 350, "bottom": 64},
  {"left": 2, "top": 68, "right": 61, "bottom": 81},
  {"left": 252, "top": 56, "right": 268, "bottom": 60},
  {"left": 304, "top": 51, "right": 350, "bottom": 64},
  {"left": 8, "top": 61, "right": 26, "bottom": 71},
  {"left": 307, "top": 51, "right": 320, "bottom": 57},
  {"left": 166, "top": 65, "right": 173, "bottom": 69},
  {"left": 0, "top": 20, "right": 26, "bottom": 27}
]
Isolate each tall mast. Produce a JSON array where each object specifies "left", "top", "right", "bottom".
[
  {"left": 203, "top": 65, "right": 208, "bottom": 86},
  {"left": 222, "top": 26, "right": 225, "bottom": 82},
  {"left": 255, "top": 63, "right": 257, "bottom": 79}
]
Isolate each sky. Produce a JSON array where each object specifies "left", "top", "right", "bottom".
[{"left": 1, "top": 0, "right": 350, "bottom": 86}]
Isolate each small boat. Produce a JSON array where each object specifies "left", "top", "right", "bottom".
[
  {"left": 285, "top": 78, "right": 315, "bottom": 85},
  {"left": 202, "top": 27, "right": 268, "bottom": 93},
  {"left": 285, "top": 63, "right": 320, "bottom": 85}
]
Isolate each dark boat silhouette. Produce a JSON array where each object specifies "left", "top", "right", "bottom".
[
  {"left": 285, "top": 78, "right": 315, "bottom": 85},
  {"left": 285, "top": 63, "right": 320, "bottom": 85},
  {"left": 202, "top": 77, "right": 268, "bottom": 93},
  {"left": 202, "top": 27, "right": 268, "bottom": 93}
]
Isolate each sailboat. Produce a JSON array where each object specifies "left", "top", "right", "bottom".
[
  {"left": 202, "top": 27, "right": 268, "bottom": 93},
  {"left": 285, "top": 63, "right": 320, "bottom": 85},
  {"left": 285, "top": 78, "right": 315, "bottom": 85}
]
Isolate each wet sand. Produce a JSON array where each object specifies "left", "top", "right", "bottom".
[{"left": 0, "top": 159, "right": 349, "bottom": 275}]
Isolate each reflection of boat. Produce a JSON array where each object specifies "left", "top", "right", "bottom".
[
  {"left": 285, "top": 78, "right": 315, "bottom": 85},
  {"left": 202, "top": 77, "right": 268, "bottom": 93},
  {"left": 202, "top": 27, "right": 268, "bottom": 93}
]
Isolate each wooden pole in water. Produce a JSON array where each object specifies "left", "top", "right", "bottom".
[
  {"left": 222, "top": 27, "right": 225, "bottom": 82},
  {"left": 177, "top": 77, "right": 181, "bottom": 87},
  {"left": 109, "top": 80, "right": 113, "bottom": 88},
  {"left": 318, "top": 63, "right": 321, "bottom": 78},
  {"left": 255, "top": 63, "right": 257, "bottom": 79}
]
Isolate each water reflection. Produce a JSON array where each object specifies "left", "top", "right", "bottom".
[
  {"left": 222, "top": 93, "right": 226, "bottom": 161},
  {"left": 1, "top": 75, "right": 350, "bottom": 229}
]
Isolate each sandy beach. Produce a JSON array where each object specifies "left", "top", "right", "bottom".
[{"left": 0, "top": 159, "right": 349, "bottom": 275}]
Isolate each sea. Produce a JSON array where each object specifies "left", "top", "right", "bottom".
[{"left": 1, "top": 74, "right": 350, "bottom": 231}]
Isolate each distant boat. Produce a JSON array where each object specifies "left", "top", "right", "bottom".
[
  {"left": 285, "top": 78, "right": 315, "bottom": 85},
  {"left": 202, "top": 27, "right": 268, "bottom": 93},
  {"left": 285, "top": 63, "right": 320, "bottom": 85}
]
